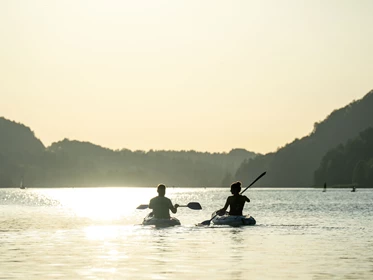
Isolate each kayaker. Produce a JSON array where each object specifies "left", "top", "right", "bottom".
[
  {"left": 149, "top": 184, "right": 179, "bottom": 219},
  {"left": 216, "top": 181, "right": 250, "bottom": 216}
]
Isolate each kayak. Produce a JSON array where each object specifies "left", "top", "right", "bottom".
[
  {"left": 211, "top": 212, "right": 256, "bottom": 227},
  {"left": 142, "top": 212, "right": 181, "bottom": 227}
]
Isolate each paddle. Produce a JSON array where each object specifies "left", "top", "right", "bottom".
[
  {"left": 199, "top": 171, "right": 266, "bottom": 226},
  {"left": 136, "top": 202, "right": 202, "bottom": 210}
]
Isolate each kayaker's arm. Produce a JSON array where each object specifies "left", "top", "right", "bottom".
[
  {"left": 244, "top": 195, "right": 250, "bottom": 202},
  {"left": 217, "top": 197, "right": 230, "bottom": 215},
  {"left": 170, "top": 202, "right": 179, "bottom": 214}
]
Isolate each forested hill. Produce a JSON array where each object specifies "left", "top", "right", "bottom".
[
  {"left": 0, "top": 117, "right": 45, "bottom": 158},
  {"left": 314, "top": 127, "right": 373, "bottom": 187},
  {"left": 235, "top": 89, "right": 373, "bottom": 187},
  {"left": 0, "top": 117, "right": 258, "bottom": 187},
  {"left": 0, "top": 118, "right": 45, "bottom": 187}
]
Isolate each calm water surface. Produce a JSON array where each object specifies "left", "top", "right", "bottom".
[{"left": 1, "top": 187, "right": 372, "bottom": 279}]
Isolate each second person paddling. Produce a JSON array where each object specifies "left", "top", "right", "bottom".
[{"left": 216, "top": 181, "right": 250, "bottom": 216}]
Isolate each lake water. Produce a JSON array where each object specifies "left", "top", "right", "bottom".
[{"left": 1, "top": 187, "right": 372, "bottom": 279}]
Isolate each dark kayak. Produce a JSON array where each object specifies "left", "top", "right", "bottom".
[
  {"left": 142, "top": 212, "right": 181, "bottom": 227},
  {"left": 211, "top": 211, "right": 256, "bottom": 227}
]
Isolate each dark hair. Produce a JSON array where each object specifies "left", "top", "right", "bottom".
[
  {"left": 157, "top": 184, "right": 166, "bottom": 192},
  {"left": 230, "top": 181, "right": 242, "bottom": 194}
]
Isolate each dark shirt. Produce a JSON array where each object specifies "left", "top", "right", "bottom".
[{"left": 149, "top": 196, "right": 174, "bottom": 219}]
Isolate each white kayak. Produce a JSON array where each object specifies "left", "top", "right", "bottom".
[
  {"left": 211, "top": 212, "right": 256, "bottom": 227},
  {"left": 142, "top": 213, "right": 181, "bottom": 227}
]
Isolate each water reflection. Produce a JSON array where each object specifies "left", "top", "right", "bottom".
[
  {"left": 84, "top": 225, "right": 123, "bottom": 240},
  {"left": 35, "top": 188, "right": 152, "bottom": 220},
  {"left": 227, "top": 229, "right": 245, "bottom": 280},
  {"left": 230, "top": 228, "right": 245, "bottom": 243},
  {"left": 1, "top": 188, "right": 372, "bottom": 279}
]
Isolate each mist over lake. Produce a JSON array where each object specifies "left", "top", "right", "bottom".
[{"left": 1, "top": 187, "right": 372, "bottom": 279}]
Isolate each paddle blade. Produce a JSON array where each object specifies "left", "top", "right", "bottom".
[
  {"left": 199, "top": 219, "right": 211, "bottom": 226},
  {"left": 187, "top": 202, "right": 202, "bottom": 210},
  {"left": 136, "top": 204, "right": 149, "bottom": 210}
]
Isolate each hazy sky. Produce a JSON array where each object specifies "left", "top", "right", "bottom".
[{"left": 1, "top": 0, "right": 372, "bottom": 154}]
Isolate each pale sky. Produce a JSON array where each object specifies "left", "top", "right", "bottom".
[{"left": 1, "top": 0, "right": 372, "bottom": 154}]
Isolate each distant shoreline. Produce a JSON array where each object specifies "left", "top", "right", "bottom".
[{"left": 3, "top": 185, "right": 372, "bottom": 189}]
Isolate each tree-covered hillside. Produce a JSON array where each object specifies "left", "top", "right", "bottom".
[
  {"left": 0, "top": 117, "right": 258, "bottom": 187},
  {"left": 314, "top": 127, "right": 373, "bottom": 187},
  {"left": 3, "top": 89, "right": 372, "bottom": 188},
  {"left": 0, "top": 117, "right": 45, "bottom": 160},
  {"left": 0, "top": 117, "right": 45, "bottom": 187},
  {"left": 235, "top": 90, "right": 373, "bottom": 187}
]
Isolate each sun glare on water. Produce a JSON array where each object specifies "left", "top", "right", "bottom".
[{"left": 36, "top": 187, "right": 152, "bottom": 220}]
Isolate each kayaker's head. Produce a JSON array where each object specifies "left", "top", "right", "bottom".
[
  {"left": 230, "top": 181, "right": 241, "bottom": 195},
  {"left": 157, "top": 184, "right": 166, "bottom": 197}
]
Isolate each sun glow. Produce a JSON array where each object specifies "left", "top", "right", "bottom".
[{"left": 37, "top": 188, "right": 153, "bottom": 220}]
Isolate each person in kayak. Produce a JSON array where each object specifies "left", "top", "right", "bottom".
[
  {"left": 149, "top": 184, "right": 179, "bottom": 219},
  {"left": 216, "top": 181, "right": 250, "bottom": 216}
]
